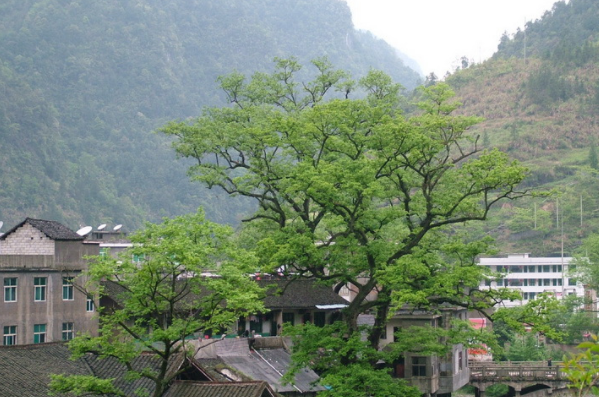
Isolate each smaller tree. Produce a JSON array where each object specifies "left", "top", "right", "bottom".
[
  {"left": 50, "top": 209, "right": 265, "bottom": 397},
  {"left": 563, "top": 335, "right": 599, "bottom": 397}
]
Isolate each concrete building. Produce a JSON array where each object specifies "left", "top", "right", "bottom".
[
  {"left": 0, "top": 218, "right": 100, "bottom": 345},
  {"left": 376, "top": 306, "right": 471, "bottom": 397},
  {"left": 478, "top": 253, "right": 584, "bottom": 307}
]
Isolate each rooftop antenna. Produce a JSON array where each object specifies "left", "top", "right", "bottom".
[
  {"left": 76, "top": 226, "right": 93, "bottom": 237},
  {"left": 113, "top": 224, "right": 122, "bottom": 232},
  {"left": 97, "top": 223, "right": 107, "bottom": 231}
]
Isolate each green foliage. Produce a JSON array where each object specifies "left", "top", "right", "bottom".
[
  {"left": 504, "top": 333, "right": 550, "bottom": 361},
  {"left": 49, "top": 375, "right": 126, "bottom": 397},
  {"left": 495, "top": 0, "right": 599, "bottom": 64},
  {"left": 282, "top": 322, "right": 420, "bottom": 397},
  {"left": 485, "top": 384, "right": 509, "bottom": 397},
  {"left": 162, "top": 59, "right": 529, "bottom": 396},
  {"left": 50, "top": 209, "right": 264, "bottom": 397},
  {"left": 563, "top": 334, "right": 599, "bottom": 397}
]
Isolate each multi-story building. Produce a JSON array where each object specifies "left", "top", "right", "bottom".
[
  {"left": 478, "top": 253, "right": 584, "bottom": 307},
  {"left": 376, "top": 307, "right": 471, "bottom": 397},
  {"left": 0, "top": 218, "right": 100, "bottom": 345}
]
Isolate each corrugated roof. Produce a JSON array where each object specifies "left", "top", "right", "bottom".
[{"left": 0, "top": 218, "right": 83, "bottom": 241}]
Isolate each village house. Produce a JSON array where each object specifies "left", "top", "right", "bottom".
[
  {"left": 380, "top": 306, "right": 471, "bottom": 397},
  {"left": 237, "top": 278, "right": 348, "bottom": 337},
  {"left": 0, "top": 218, "right": 100, "bottom": 345}
]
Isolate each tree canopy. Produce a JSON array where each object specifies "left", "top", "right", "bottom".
[
  {"left": 162, "top": 58, "right": 528, "bottom": 396},
  {"left": 50, "top": 209, "right": 265, "bottom": 397}
]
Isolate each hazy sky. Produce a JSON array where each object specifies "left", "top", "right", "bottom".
[{"left": 344, "top": 0, "right": 561, "bottom": 77}]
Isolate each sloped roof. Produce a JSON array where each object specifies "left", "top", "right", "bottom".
[
  {"left": 0, "top": 343, "right": 187, "bottom": 397},
  {"left": 163, "top": 381, "right": 277, "bottom": 397},
  {"left": 0, "top": 218, "right": 84, "bottom": 241},
  {"left": 258, "top": 279, "right": 348, "bottom": 309},
  {"left": 197, "top": 339, "right": 324, "bottom": 394},
  {"left": 83, "top": 351, "right": 184, "bottom": 396},
  {"left": 0, "top": 343, "right": 89, "bottom": 397}
]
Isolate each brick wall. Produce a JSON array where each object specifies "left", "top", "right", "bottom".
[{"left": 1, "top": 224, "right": 55, "bottom": 255}]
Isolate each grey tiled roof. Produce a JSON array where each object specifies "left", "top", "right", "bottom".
[
  {"left": 0, "top": 218, "right": 83, "bottom": 241},
  {"left": 258, "top": 279, "right": 348, "bottom": 309},
  {"left": 84, "top": 351, "right": 178, "bottom": 397},
  {"left": 0, "top": 343, "right": 187, "bottom": 397},
  {"left": 164, "top": 381, "right": 277, "bottom": 397},
  {"left": 0, "top": 343, "right": 89, "bottom": 397}
]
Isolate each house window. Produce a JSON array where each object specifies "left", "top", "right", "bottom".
[
  {"left": 458, "top": 351, "right": 463, "bottom": 370},
  {"left": 62, "top": 322, "right": 74, "bottom": 341},
  {"left": 3, "top": 325, "right": 16, "bottom": 345},
  {"left": 33, "top": 324, "right": 46, "bottom": 344},
  {"left": 411, "top": 357, "right": 427, "bottom": 377},
  {"left": 4, "top": 278, "right": 17, "bottom": 302},
  {"left": 569, "top": 278, "right": 577, "bottom": 286},
  {"left": 282, "top": 312, "right": 295, "bottom": 326},
  {"left": 34, "top": 277, "right": 46, "bottom": 301},
  {"left": 63, "top": 277, "right": 74, "bottom": 300},
  {"left": 99, "top": 248, "right": 108, "bottom": 258},
  {"left": 132, "top": 254, "right": 145, "bottom": 263},
  {"left": 86, "top": 295, "right": 95, "bottom": 312}
]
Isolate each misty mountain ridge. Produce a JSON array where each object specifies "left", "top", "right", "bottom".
[{"left": 0, "top": 0, "right": 420, "bottom": 230}]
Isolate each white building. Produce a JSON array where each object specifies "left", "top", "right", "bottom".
[{"left": 478, "top": 253, "right": 584, "bottom": 307}]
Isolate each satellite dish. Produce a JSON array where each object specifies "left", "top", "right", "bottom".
[
  {"left": 76, "top": 226, "right": 93, "bottom": 236},
  {"left": 113, "top": 224, "right": 122, "bottom": 231},
  {"left": 97, "top": 224, "right": 107, "bottom": 231},
  {"left": 0, "top": 221, "right": 3, "bottom": 230}
]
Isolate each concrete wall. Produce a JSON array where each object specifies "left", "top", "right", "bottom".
[{"left": 0, "top": 270, "right": 98, "bottom": 344}]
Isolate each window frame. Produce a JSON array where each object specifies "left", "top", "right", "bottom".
[
  {"left": 62, "top": 322, "right": 74, "bottom": 341},
  {"left": 411, "top": 356, "right": 427, "bottom": 377},
  {"left": 33, "top": 323, "right": 46, "bottom": 344},
  {"left": 3, "top": 325, "right": 16, "bottom": 345},
  {"left": 86, "top": 295, "right": 95, "bottom": 312},
  {"left": 4, "top": 277, "right": 17, "bottom": 302},
  {"left": 62, "top": 277, "right": 74, "bottom": 301},
  {"left": 34, "top": 277, "right": 47, "bottom": 302}
]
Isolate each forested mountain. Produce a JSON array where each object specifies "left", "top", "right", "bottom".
[
  {"left": 0, "top": 0, "right": 421, "bottom": 230},
  {"left": 447, "top": 0, "right": 599, "bottom": 255}
]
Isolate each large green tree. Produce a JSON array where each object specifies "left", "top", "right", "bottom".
[
  {"left": 161, "top": 58, "right": 528, "bottom": 395},
  {"left": 50, "top": 209, "right": 264, "bottom": 397}
]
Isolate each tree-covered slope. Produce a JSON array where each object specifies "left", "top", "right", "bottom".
[
  {"left": 0, "top": 0, "right": 421, "bottom": 230},
  {"left": 446, "top": 0, "right": 599, "bottom": 255}
]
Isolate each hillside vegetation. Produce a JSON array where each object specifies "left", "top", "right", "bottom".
[
  {"left": 447, "top": 0, "right": 599, "bottom": 255},
  {"left": 0, "top": 0, "right": 420, "bottom": 230}
]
